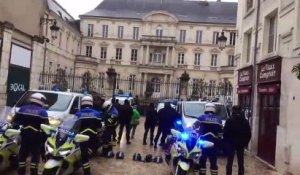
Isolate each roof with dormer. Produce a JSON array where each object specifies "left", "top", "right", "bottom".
[{"left": 80, "top": 0, "right": 237, "bottom": 24}]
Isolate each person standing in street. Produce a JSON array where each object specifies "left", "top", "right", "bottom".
[
  {"left": 143, "top": 103, "right": 158, "bottom": 146},
  {"left": 117, "top": 99, "right": 133, "bottom": 144},
  {"left": 130, "top": 105, "right": 141, "bottom": 139},
  {"left": 154, "top": 102, "right": 180, "bottom": 149},
  {"left": 192, "top": 103, "right": 223, "bottom": 175},
  {"left": 224, "top": 105, "right": 251, "bottom": 175},
  {"left": 12, "top": 93, "right": 49, "bottom": 175}
]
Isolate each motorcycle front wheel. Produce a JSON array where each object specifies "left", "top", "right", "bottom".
[
  {"left": 43, "top": 167, "right": 60, "bottom": 175},
  {"left": 175, "top": 165, "right": 187, "bottom": 175}
]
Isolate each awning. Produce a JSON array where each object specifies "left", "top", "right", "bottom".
[
  {"left": 257, "top": 84, "right": 280, "bottom": 94},
  {"left": 237, "top": 86, "right": 251, "bottom": 94}
]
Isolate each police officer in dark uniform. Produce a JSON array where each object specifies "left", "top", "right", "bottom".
[
  {"left": 12, "top": 93, "right": 49, "bottom": 175},
  {"left": 192, "top": 103, "right": 223, "bottom": 175},
  {"left": 101, "top": 100, "right": 118, "bottom": 156},
  {"left": 75, "top": 95, "right": 102, "bottom": 175}
]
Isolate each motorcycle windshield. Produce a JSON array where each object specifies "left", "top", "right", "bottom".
[
  {"left": 186, "top": 132, "right": 198, "bottom": 152},
  {"left": 55, "top": 117, "right": 79, "bottom": 147}
]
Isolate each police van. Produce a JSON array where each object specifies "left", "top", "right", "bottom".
[{"left": 7, "top": 90, "right": 85, "bottom": 126}]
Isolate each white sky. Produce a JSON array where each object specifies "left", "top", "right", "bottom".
[{"left": 56, "top": 0, "right": 238, "bottom": 19}]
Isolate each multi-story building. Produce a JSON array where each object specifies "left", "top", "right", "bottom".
[
  {"left": 0, "top": 0, "right": 81, "bottom": 108},
  {"left": 78, "top": 0, "right": 237, "bottom": 99},
  {"left": 235, "top": 0, "right": 300, "bottom": 174}
]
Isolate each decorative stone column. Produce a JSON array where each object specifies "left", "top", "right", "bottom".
[
  {"left": 179, "top": 71, "right": 190, "bottom": 101},
  {"left": 106, "top": 66, "right": 117, "bottom": 98}
]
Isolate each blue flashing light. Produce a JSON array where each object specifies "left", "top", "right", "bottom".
[
  {"left": 180, "top": 132, "right": 189, "bottom": 141},
  {"left": 197, "top": 140, "right": 205, "bottom": 146},
  {"left": 176, "top": 120, "right": 182, "bottom": 125}
]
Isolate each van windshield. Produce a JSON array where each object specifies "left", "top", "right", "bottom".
[
  {"left": 16, "top": 91, "right": 73, "bottom": 112},
  {"left": 183, "top": 102, "right": 228, "bottom": 120}
]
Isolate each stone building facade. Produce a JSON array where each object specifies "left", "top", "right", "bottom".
[
  {"left": 234, "top": 0, "right": 300, "bottom": 174},
  {"left": 78, "top": 0, "right": 237, "bottom": 99}
]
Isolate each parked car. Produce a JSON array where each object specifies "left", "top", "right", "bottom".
[{"left": 7, "top": 90, "right": 85, "bottom": 126}]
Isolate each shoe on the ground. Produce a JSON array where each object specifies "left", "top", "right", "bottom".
[
  {"left": 143, "top": 142, "right": 147, "bottom": 145},
  {"left": 154, "top": 145, "right": 157, "bottom": 149},
  {"left": 113, "top": 138, "right": 117, "bottom": 142},
  {"left": 131, "top": 136, "right": 134, "bottom": 139},
  {"left": 150, "top": 142, "right": 153, "bottom": 146},
  {"left": 127, "top": 141, "right": 131, "bottom": 144},
  {"left": 117, "top": 141, "right": 120, "bottom": 144}
]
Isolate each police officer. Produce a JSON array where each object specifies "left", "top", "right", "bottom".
[
  {"left": 75, "top": 95, "right": 102, "bottom": 175},
  {"left": 12, "top": 93, "right": 49, "bottom": 175},
  {"left": 101, "top": 100, "right": 118, "bottom": 156},
  {"left": 193, "top": 103, "right": 223, "bottom": 175}
]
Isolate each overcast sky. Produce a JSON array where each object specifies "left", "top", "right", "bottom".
[{"left": 56, "top": 0, "right": 238, "bottom": 19}]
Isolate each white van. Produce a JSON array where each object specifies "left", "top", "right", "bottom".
[{"left": 7, "top": 90, "right": 85, "bottom": 126}]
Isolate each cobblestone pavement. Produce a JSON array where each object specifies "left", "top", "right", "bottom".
[{"left": 3, "top": 117, "right": 280, "bottom": 175}]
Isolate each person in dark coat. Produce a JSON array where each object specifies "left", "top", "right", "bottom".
[
  {"left": 117, "top": 99, "right": 133, "bottom": 144},
  {"left": 154, "top": 102, "right": 180, "bottom": 149},
  {"left": 143, "top": 103, "right": 158, "bottom": 146},
  {"left": 224, "top": 105, "right": 251, "bottom": 175}
]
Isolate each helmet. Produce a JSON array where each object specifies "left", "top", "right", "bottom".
[
  {"left": 115, "top": 151, "right": 125, "bottom": 159},
  {"left": 132, "top": 153, "right": 142, "bottom": 162},
  {"left": 204, "top": 103, "right": 216, "bottom": 113},
  {"left": 81, "top": 96, "right": 93, "bottom": 107},
  {"left": 144, "top": 154, "right": 153, "bottom": 163},
  {"left": 106, "top": 151, "right": 115, "bottom": 158},
  {"left": 102, "top": 100, "right": 112, "bottom": 113},
  {"left": 29, "top": 93, "right": 47, "bottom": 107},
  {"left": 153, "top": 156, "right": 163, "bottom": 164}
]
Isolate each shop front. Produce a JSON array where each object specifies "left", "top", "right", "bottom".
[
  {"left": 237, "top": 66, "right": 253, "bottom": 118},
  {"left": 257, "top": 57, "right": 281, "bottom": 166}
]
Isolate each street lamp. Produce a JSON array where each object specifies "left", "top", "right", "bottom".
[
  {"left": 37, "top": 18, "right": 60, "bottom": 85},
  {"left": 106, "top": 66, "right": 117, "bottom": 98},
  {"left": 217, "top": 29, "right": 238, "bottom": 50}
]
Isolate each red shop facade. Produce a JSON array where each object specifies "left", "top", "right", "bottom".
[
  {"left": 256, "top": 57, "right": 282, "bottom": 166},
  {"left": 237, "top": 66, "right": 253, "bottom": 115}
]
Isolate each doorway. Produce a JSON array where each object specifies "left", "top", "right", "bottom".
[{"left": 257, "top": 93, "right": 280, "bottom": 165}]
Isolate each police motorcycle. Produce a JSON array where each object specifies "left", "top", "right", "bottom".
[
  {"left": 0, "top": 120, "right": 20, "bottom": 170},
  {"left": 165, "top": 121, "right": 214, "bottom": 175},
  {"left": 41, "top": 117, "right": 90, "bottom": 175}
]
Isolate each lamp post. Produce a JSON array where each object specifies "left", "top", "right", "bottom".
[
  {"left": 38, "top": 18, "right": 60, "bottom": 84},
  {"left": 179, "top": 71, "right": 190, "bottom": 101},
  {"left": 106, "top": 65, "right": 117, "bottom": 98},
  {"left": 217, "top": 29, "right": 238, "bottom": 50}
]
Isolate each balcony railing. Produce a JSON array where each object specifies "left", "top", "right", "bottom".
[
  {"left": 220, "top": 66, "right": 235, "bottom": 72},
  {"left": 141, "top": 35, "right": 176, "bottom": 43}
]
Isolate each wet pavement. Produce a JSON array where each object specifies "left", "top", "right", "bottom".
[{"left": 3, "top": 117, "right": 280, "bottom": 175}]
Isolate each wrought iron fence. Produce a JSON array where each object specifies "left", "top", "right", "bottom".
[{"left": 39, "top": 72, "right": 233, "bottom": 103}]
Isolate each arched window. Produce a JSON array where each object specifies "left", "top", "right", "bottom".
[
  {"left": 156, "top": 25, "right": 163, "bottom": 37},
  {"left": 151, "top": 78, "right": 160, "bottom": 92}
]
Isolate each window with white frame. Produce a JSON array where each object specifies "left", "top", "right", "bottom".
[
  {"left": 87, "top": 24, "right": 94, "bottom": 37},
  {"left": 151, "top": 78, "right": 160, "bottom": 92},
  {"left": 229, "top": 32, "right": 236, "bottom": 45},
  {"left": 228, "top": 55, "right": 235, "bottom": 67},
  {"left": 86, "top": 46, "right": 92, "bottom": 57},
  {"left": 118, "top": 26, "right": 124, "bottom": 39},
  {"left": 102, "top": 25, "right": 108, "bottom": 38},
  {"left": 131, "top": 49, "right": 138, "bottom": 61},
  {"left": 268, "top": 15, "right": 277, "bottom": 53},
  {"left": 100, "top": 47, "right": 107, "bottom": 59},
  {"left": 149, "top": 53, "right": 165, "bottom": 63},
  {"left": 196, "top": 30, "right": 202, "bottom": 44},
  {"left": 156, "top": 26, "right": 163, "bottom": 37},
  {"left": 211, "top": 54, "right": 218, "bottom": 66},
  {"left": 99, "top": 73, "right": 105, "bottom": 88},
  {"left": 246, "top": 33, "right": 252, "bottom": 63},
  {"left": 208, "top": 80, "right": 216, "bottom": 96},
  {"left": 49, "top": 61, "right": 53, "bottom": 73},
  {"left": 180, "top": 30, "right": 186, "bottom": 43},
  {"left": 178, "top": 53, "right": 185, "bottom": 65},
  {"left": 115, "top": 74, "right": 120, "bottom": 89},
  {"left": 116, "top": 48, "right": 122, "bottom": 60},
  {"left": 133, "top": 27, "right": 139, "bottom": 40},
  {"left": 129, "top": 74, "right": 135, "bottom": 90},
  {"left": 246, "top": 0, "right": 254, "bottom": 12},
  {"left": 192, "top": 79, "right": 200, "bottom": 93},
  {"left": 212, "top": 32, "right": 220, "bottom": 44},
  {"left": 194, "top": 53, "right": 201, "bottom": 65}
]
